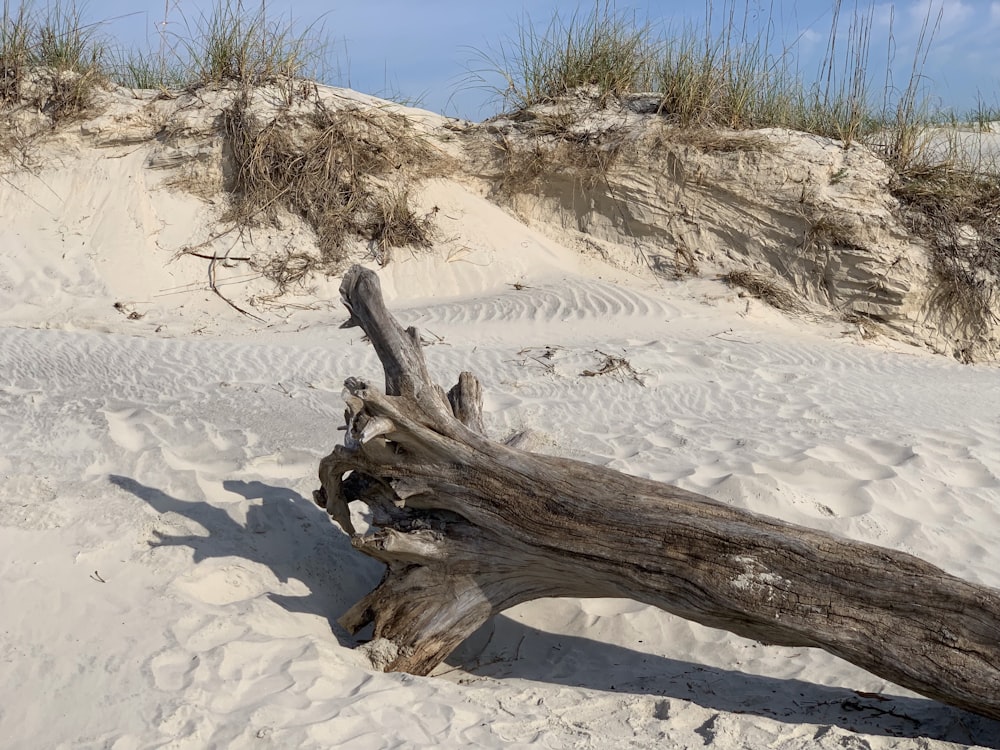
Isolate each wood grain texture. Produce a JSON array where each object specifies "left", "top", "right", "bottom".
[{"left": 315, "top": 265, "right": 1000, "bottom": 720}]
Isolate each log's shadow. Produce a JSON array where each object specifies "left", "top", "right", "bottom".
[
  {"left": 108, "top": 474, "right": 999, "bottom": 746},
  {"left": 449, "top": 616, "right": 1000, "bottom": 747},
  {"left": 108, "top": 474, "right": 382, "bottom": 646}
]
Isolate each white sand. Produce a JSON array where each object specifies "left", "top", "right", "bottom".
[{"left": 2, "top": 110, "right": 1000, "bottom": 749}]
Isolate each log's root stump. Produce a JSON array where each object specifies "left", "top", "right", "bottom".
[{"left": 315, "top": 265, "right": 1000, "bottom": 719}]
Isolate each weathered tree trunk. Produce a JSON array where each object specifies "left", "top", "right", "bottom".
[{"left": 315, "top": 265, "right": 1000, "bottom": 720}]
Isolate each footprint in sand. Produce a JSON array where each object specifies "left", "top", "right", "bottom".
[
  {"left": 172, "top": 563, "right": 270, "bottom": 606},
  {"left": 0, "top": 474, "right": 62, "bottom": 530},
  {"left": 148, "top": 649, "right": 201, "bottom": 692},
  {"left": 103, "top": 406, "right": 156, "bottom": 454}
]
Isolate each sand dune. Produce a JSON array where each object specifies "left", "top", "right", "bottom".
[{"left": 2, "top": 85, "right": 1000, "bottom": 749}]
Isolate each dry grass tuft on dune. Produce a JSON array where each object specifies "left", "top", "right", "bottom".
[
  {"left": 721, "top": 270, "right": 805, "bottom": 313},
  {"left": 893, "top": 163, "right": 1000, "bottom": 348},
  {"left": 222, "top": 93, "right": 442, "bottom": 274}
]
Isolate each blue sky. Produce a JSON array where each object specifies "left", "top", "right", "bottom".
[{"left": 94, "top": 1, "right": 1000, "bottom": 120}]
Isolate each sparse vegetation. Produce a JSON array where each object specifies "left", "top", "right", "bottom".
[
  {"left": 178, "top": 0, "right": 325, "bottom": 90},
  {"left": 1, "top": 0, "right": 105, "bottom": 119},
  {"left": 478, "top": 1, "right": 655, "bottom": 111},
  {"left": 2, "top": 1, "right": 437, "bottom": 280},
  {"left": 487, "top": 116, "right": 627, "bottom": 197},
  {"left": 802, "top": 211, "right": 864, "bottom": 255},
  {"left": 2, "top": 0, "right": 999, "bottom": 344},
  {"left": 223, "top": 94, "right": 440, "bottom": 276},
  {"left": 473, "top": 0, "right": 926, "bottom": 148},
  {"left": 722, "top": 269, "right": 805, "bottom": 313},
  {"left": 581, "top": 350, "right": 647, "bottom": 385},
  {"left": 893, "top": 163, "right": 1000, "bottom": 336},
  {"left": 2, "top": 0, "right": 326, "bottom": 103},
  {"left": 474, "top": 0, "right": 1000, "bottom": 345},
  {"left": 364, "top": 189, "right": 435, "bottom": 266}
]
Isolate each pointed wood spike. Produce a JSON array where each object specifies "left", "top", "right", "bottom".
[{"left": 360, "top": 416, "right": 396, "bottom": 444}]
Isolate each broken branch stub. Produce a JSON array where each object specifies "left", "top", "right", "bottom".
[{"left": 315, "top": 264, "right": 1000, "bottom": 721}]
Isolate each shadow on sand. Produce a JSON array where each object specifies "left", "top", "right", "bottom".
[
  {"left": 111, "top": 474, "right": 1000, "bottom": 747},
  {"left": 109, "top": 474, "right": 383, "bottom": 645},
  {"left": 450, "top": 616, "right": 1000, "bottom": 746}
]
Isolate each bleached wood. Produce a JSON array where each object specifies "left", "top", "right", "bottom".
[{"left": 316, "top": 264, "right": 1000, "bottom": 721}]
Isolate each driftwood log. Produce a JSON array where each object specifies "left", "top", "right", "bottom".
[{"left": 315, "top": 265, "right": 1000, "bottom": 720}]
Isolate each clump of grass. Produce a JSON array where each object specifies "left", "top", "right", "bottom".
[
  {"left": 893, "top": 164, "right": 1000, "bottom": 335},
  {"left": 178, "top": 0, "right": 325, "bottom": 89},
  {"left": 365, "top": 189, "right": 435, "bottom": 266},
  {"left": 108, "top": 47, "right": 186, "bottom": 90},
  {"left": 1, "top": 1, "right": 33, "bottom": 104},
  {"left": 223, "top": 94, "right": 439, "bottom": 274},
  {"left": 474, "top": 0, "right": 657, "bottom": 112},
  {"left": 722, "top": 269, "right": 804, "bottom": 312},
  {"left": 1, "top": 0, "right": 105, "bottom": 120},
  {"left": 802, "top": 211, "right": 864, "bottom": 253},
  {"left": 256, "top": 250, "right": 317, "bottom": 292}
]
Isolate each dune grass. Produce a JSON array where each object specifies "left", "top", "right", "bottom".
[
  {"left": 474, "top": 0, "right": 1000, "bottom": 337},
  {"left": 1, "top": 0, "right": 326, "bottom": 103},
  {"left": 175, "top": 0, "right": 326, "bottom": 89},
  {"left": 1, "top": 0, "right": 104, "bottom": 118},
  {"left": 477, "top": 0, "right": 931, "bottom": 149}
]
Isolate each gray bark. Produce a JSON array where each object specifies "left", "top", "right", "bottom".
[{"left": 315, "top": 264, "right": 1000, "bottom": 721}]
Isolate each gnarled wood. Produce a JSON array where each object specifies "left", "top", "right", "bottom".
[{"left": 316, "top": 264, "right": 1000, "bottom": 721}]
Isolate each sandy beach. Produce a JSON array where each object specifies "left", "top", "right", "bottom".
[{"left": 2, "top": 82, "right": 1000, "bottom": 749}]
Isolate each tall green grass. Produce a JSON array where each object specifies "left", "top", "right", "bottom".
[
  {"left": 1, "top": 0, "right": 327, "bottom": 104},
  {"left": 1, "top": 0, "right": 104, "bottom": 114},
  {"left": 472, "top": 0, "right": 968, "bottom": 160},
  {"left": 177, "top": 0, "right": 326, "bottom": 87},
  {"left": 481, "top": 0, "right": 656, "bottom": 110}
]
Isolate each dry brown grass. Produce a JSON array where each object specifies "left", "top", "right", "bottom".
[
  {"left": 581, "top": 350, "right": 646, "bottom": 385},
  {"left": 802, "top": 211, "right": 864, "bottom": 253},
  {"left": 892, "top": 164, "right": 1000, "bottom": 334},
  {"left": 487, "top": 120, "right": 626, "bottom": 197},
  {"left": 222, "top": 94, "right": 442, "bottom": 278},
  {"left": 657, "top": 127, "right": 776, "bottom": 154},
  {"left": 364, "top": 189, "right": 435, "bottom": 265},
  {"left": 722, "top": 269, "right": 804, "bottom": 312},
  {"left": 1, "top": 2, "right": 106, "bottom": 123}
]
